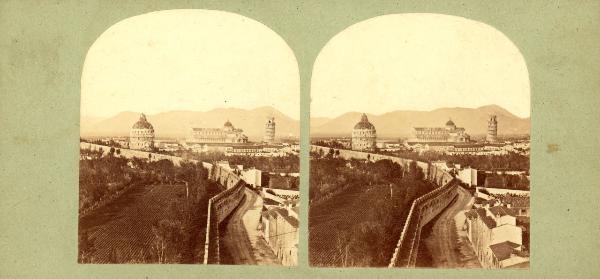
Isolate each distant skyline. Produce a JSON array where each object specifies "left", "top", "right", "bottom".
[
  {"left": 311, "top": 14, "right": 531, "bottom": 118},
  {"left": 311, "top": 104, "right": 528, "bottom": 120},
  {"left": 81, "top": 10, "right": 299, "bottom": 120}
]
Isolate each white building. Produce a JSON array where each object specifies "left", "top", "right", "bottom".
[
  {"left": 464, "top": 206, "right": 529, "bottom": 268},
  {"left": 129, "top": 113, "right": 154, "bottom": 151}
]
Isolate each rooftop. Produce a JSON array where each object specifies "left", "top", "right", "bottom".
[
  {"left": 489, "top": 241, "right": 522, "bottom": 261},
  {"left": 354, "top": 113, "right": 376, "bottom": 130},
  {"left": 489, "top": 206, "right": 517, "bottom": 217}
]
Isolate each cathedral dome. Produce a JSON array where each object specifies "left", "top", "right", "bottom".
[
  {"left": 132, "top": 114, "right": 154, "bottom": 130},
  {"left": 446, "top": 119, "right": 455, "bottom": 126},
  {"left": 224, "top": 120, "right": 234, "bottom": 128},
  {"left": 354, "top": 113, "right": 375, "bottom": 130}
]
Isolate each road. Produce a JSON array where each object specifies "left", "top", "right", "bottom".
[
  {"left": 220, "top": 188, "right": 280, "bottom": 265},
  {"left": 423, "top": 186, "right": 481, "bottom": 268}
]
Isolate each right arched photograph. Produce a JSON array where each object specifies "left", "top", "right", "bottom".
[{"left": 309, "top": 13, "right": 530, "bottom": 269}]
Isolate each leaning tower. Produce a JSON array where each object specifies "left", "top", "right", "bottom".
[
  {"left": 263, "top": 117, "right": 276, "bottom": 144},
  {"left": 486, "top": 115, "right": 498, "bottom": 143}
]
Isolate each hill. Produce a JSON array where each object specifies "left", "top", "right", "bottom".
[
  {"left": 81, "top": 106, "right": 299, "bottom": 140},
  {"left": 311, "top": 105, "right": 530, "bottom": 137}
]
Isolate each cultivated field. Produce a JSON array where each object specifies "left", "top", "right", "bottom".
[
  {"left": 309, "top": 182, "right": 398, "bottom": 267},
  {"left": 79, "top": 181, "right": 220, "bottom": 263}
]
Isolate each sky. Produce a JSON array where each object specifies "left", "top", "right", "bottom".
[
  {"left": 81, "top": 9, "right": 300, "bottom": 119},
  {"left": 311, "top": 13, "right": 531, "bottom": 118}
]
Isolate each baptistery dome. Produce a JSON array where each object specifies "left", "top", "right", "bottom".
[
  {"left": 351, "top": 113, "right": 377, "bottom": 151},
  {"left": 129, "top": 113, "right": 155, "bottom": 151}
]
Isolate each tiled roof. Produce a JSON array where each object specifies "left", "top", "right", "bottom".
[
  {"left": 489, "top": 206, "right": 517, "bottom": 217},
  {"left": 500, "top": 196, "right": 530, "bottom": 208},
  {"left": 474, "top": 197, "right": 487, "bottom": 205},
  {"left": 268, "top": 207, "right": 299, "bottom": 228},
  {"left": 481, "top": 216, "right": 497, "bottom": 228},
  {"left": 474, "top": 208, "right": 496, "bottom": 228},
  {"left": 465, "top": 209, "right": 478, "bottom": 219},
  {"left": 489, "top": 241, "right": 521, "bottom": 261}
]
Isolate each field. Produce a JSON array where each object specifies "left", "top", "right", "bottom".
[
  {"left": 78, "top": 181, "right": 220, "bottom": 263},
  {"left": 309, "top": 157, "right": 434, "bottom": 267}
]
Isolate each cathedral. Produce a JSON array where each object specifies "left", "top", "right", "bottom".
[
  {"left": 187, "top": 120, "right": 248, "bottom": 144},
  {"left": 351, "top": 113, "right": 377, "bottom": 151},
  {"left": 412, "top": 119, "right": 470, "bottom": 143},
  {"left": 129, "top": 113, "right": 155, "bottom": 151}
]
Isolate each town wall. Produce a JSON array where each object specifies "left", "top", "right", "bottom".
[
  {"left": 310, "top": 145, "right": 429, "bottom": 174},
  {"left": 203, "top": 164, "right": 247, "bottom": 264},
  {"left": 80, "top": 142, "right": 214, "bottom": 169},
  {"left": 309, "top": 145, "right": 459, "bottom": 268},
  {"left": 79, "top": 142, "right": 246, "bottom": 265}
]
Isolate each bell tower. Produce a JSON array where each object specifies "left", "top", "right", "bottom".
[{"left": 486, "top": 115, "right": 498, "bottom": 143}]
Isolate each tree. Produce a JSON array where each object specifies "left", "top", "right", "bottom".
[{"left": 151, "top": 219, "right": 185, "bottom": 263}]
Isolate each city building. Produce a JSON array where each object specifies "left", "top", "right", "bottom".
[
  {"left": 463, "top": 206, "right": 529, "bottom": 268},
  {"left": 224, "top": 145, "right": 286, "bottom": 157},
  {"left": 260, "top": 203, "right": 299, "bottom": 266},
  {"left": 412, "top": 119, "right": 471, "bottom": 143},
  {"left": 264, "top": 117, "right": 276, "bottom": 144},
  {"left": 240, "top": 168, "right": 262, "bottom": 188},
  {"left": 458, "top": 166, "right": 478, "bottom": 186},
  {"left": 351, "top": 113, "right": 376, "bottom": 151},
  {"left": 187, "top": 120, "right": 248, "bottom": 144},
  {"left": 486, "top": 115, "right": 498, "bottom": 143},
  {"left": 129, "top": 113, "right": 154, "bottom": 151}
]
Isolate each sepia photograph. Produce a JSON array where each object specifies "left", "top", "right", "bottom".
[
  {"left": 78, "top": 10, "right": 300, "bottom": 265},
  {"left": 309, "top": 14, "right": 530, "bottom": 268}
]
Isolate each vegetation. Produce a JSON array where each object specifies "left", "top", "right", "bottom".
[
  {"left": 169, "top": 150, "right": 300, "bottom": 173},
  {"left": 309, "top": 156, "right": 434, "bottom": 267},
  {"left": 78, "top": 149, "right": 219, "bottom": 263},
  {"left": 379, "top": 150, "right": 530, "bottom": 172}
]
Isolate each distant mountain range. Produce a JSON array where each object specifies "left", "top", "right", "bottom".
[
  {"left": 82, "top": 105, "right": 529, "bottom": 140},
  {"left": 81, "top": 106, "right": 300, "bottom": 140},
  {"left": 310, "top": 105, "right": 530, "bottom": 137}
]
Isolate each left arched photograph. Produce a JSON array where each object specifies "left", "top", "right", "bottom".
[{"left": 78, "top": 10, "right": 300, "bottom": 265}]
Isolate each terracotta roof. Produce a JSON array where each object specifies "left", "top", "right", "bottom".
[
  {"left": 465, "top": 209, "right": 478, "bottom": 219},
  {"left": 489, "top": 206, "right": 517, "bottom": 217},
  {"left": 475, "top": 208, "right": 497, "bottom": 228},
  {"left": 354, "top": 113, "right": 375, "bottom": 130},
  {"left": 489, "top": 241, "right": 521, "bottom": 261},
  {"left": 132, "top": 114, "right": 154, "bottom": 130},
  {"left": 270, "top": 207, "right": 299, "bottom": 228}
]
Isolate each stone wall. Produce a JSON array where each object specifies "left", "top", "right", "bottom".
[
  {"left": 203, "top": 164, "right": 247, "bottom": 264},
  {"left": 388, "top": 165, "right": 458, "bottom": 267},
  {"left": 310, "top": 145, "right": 429, "bottom": 174},
  {"left": 80, "top": 142, "right": 214, "bottom": 169},
  {"left": 309, "top": 145, "right": 459, "bottom": 268},
  {"left": 80, "top": 142, "right": 247, "bottom": 264}
]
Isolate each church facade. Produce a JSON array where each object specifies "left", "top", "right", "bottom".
[
  {"left": 412, "top": 119, "right": 470, "bottom": 143},
  {"left": 187, "top": 120, "right": 248, "bottom": 144}
]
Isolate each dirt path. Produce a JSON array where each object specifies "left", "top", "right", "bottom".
[
  {"left": 242, "top": 191, "right": 281, "bottom": 265},
  {"left": 423, "top": 187, "right": 481, "bottom": 268},
  {"left": 220, "top": 188, "right": 257, "bottom": 264}
]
